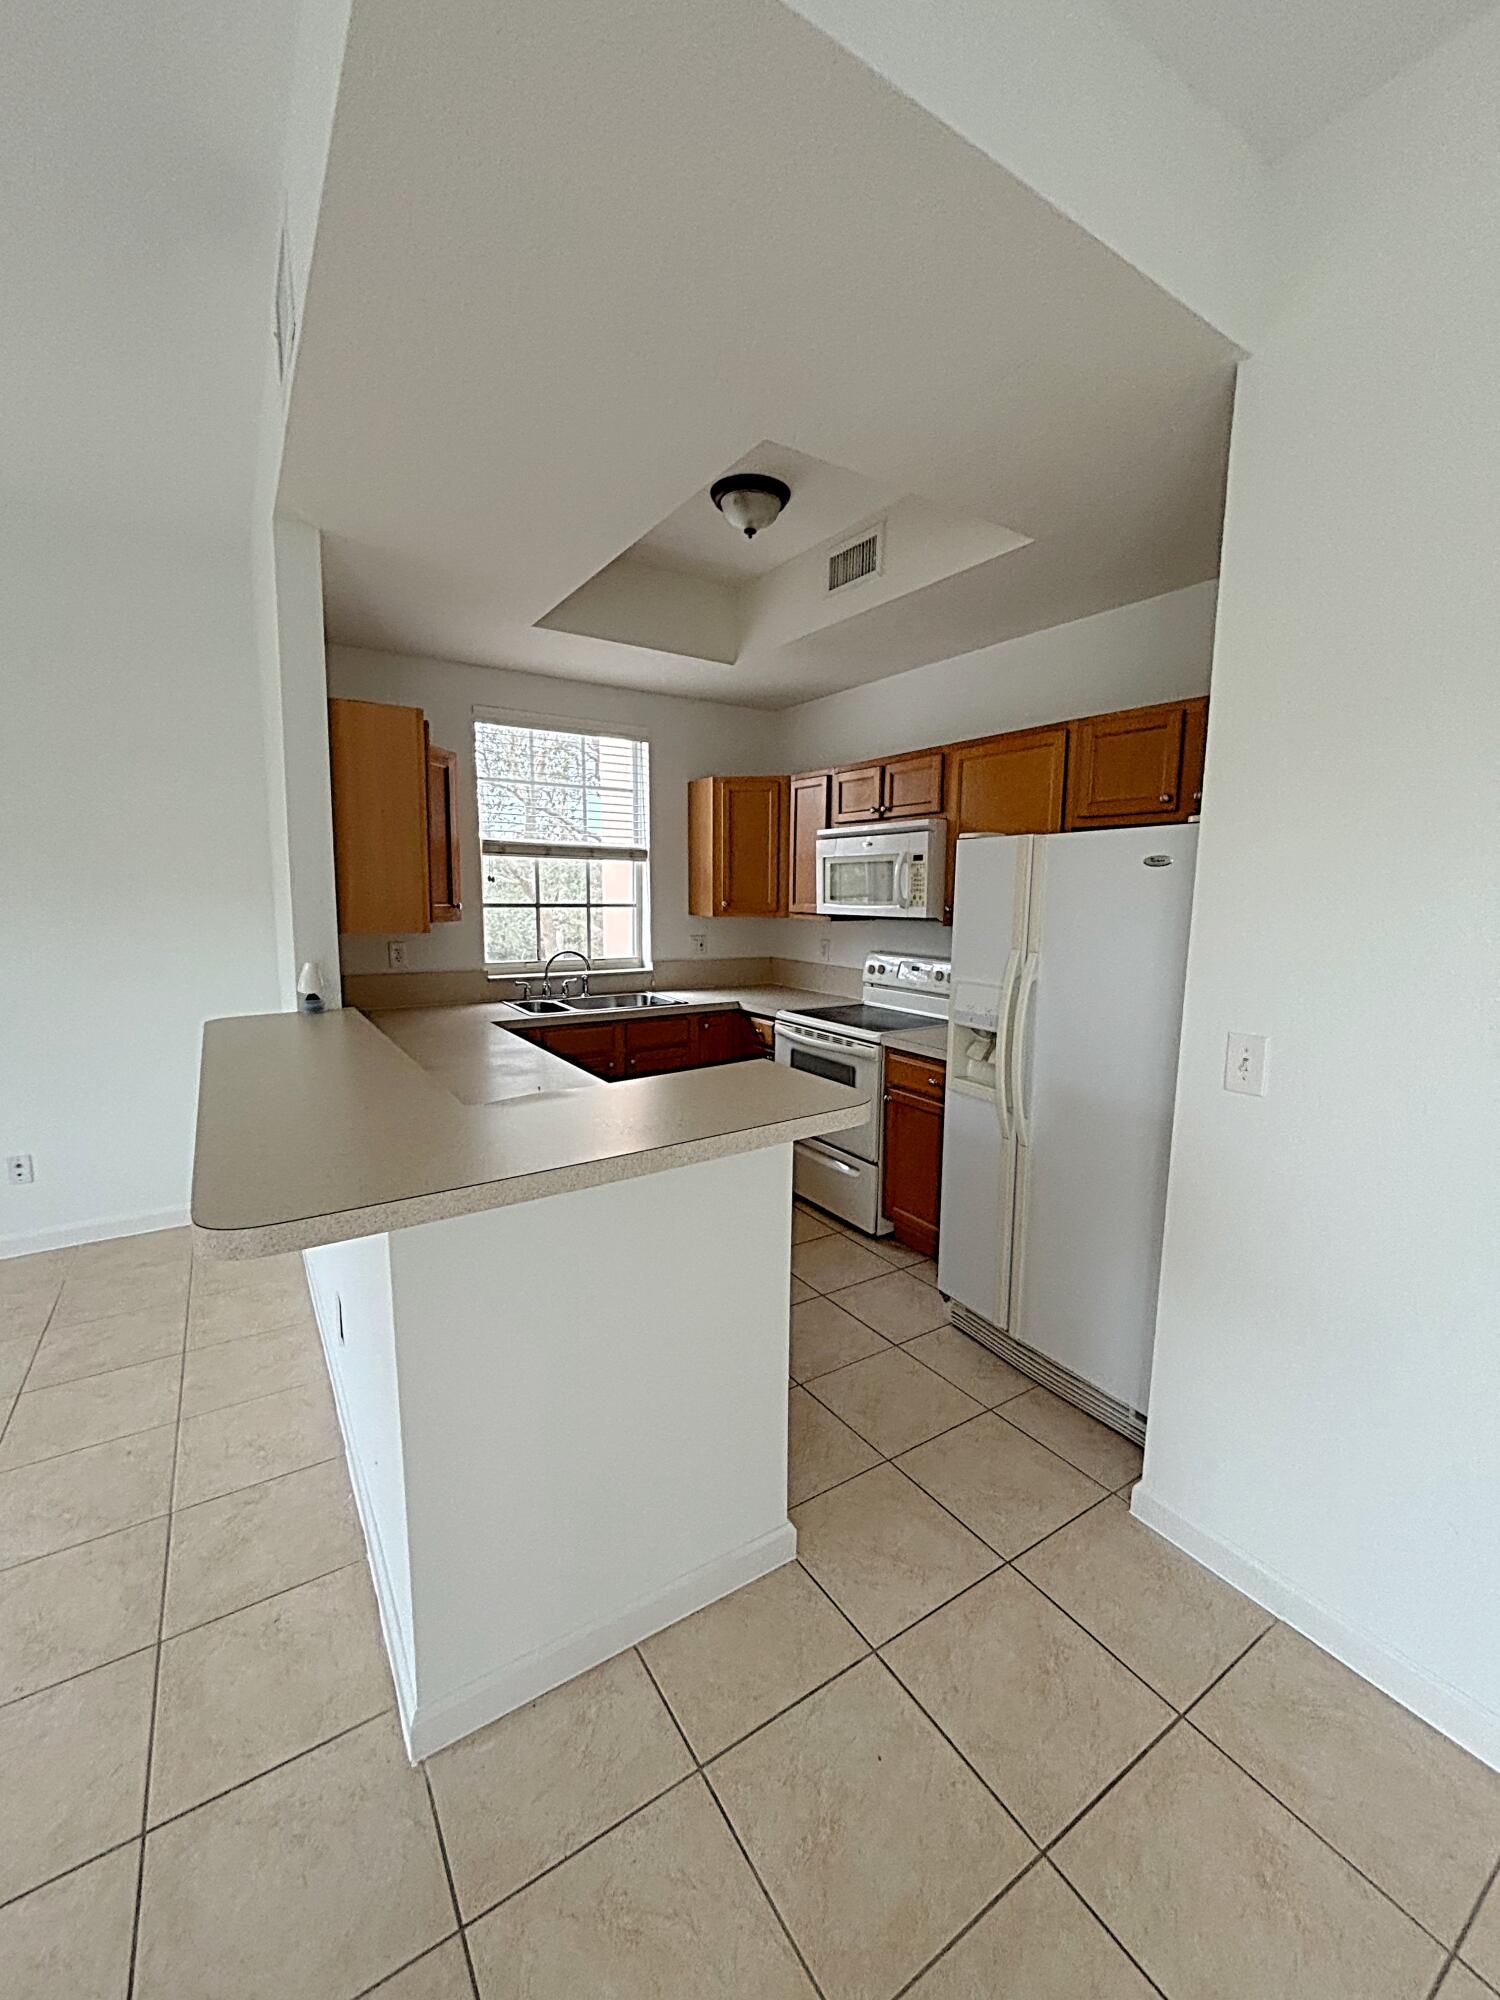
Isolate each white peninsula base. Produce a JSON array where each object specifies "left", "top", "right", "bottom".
[{"left": 304, "top": 1143, "right": 796, "bottom": 1759}]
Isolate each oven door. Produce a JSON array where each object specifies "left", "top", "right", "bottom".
[{"left": 774, "top": 1024, "right": 881, "bottom": 1163}]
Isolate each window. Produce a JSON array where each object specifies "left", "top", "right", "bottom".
[{"left": 475, "top": 715, "right": 650, "bottom": 971}]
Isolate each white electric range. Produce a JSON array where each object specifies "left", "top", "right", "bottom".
[{"left": 775, "top": 954, "right": 951, "bottom": 1235}]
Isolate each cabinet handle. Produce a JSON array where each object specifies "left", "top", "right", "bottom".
[{"left": 1158, "top": 793, "right": 1171, "bottom": 804}]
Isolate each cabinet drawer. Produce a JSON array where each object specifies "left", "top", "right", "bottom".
[
  {"left": 747, "top": 1015, "right": 776, "bottom": 1050},
  {"left": 623, "top": 1012, "right": 698, "bottom": 1073},
  {"left": 885, "top": 1050, "right": 946, "bottom": 1103},
  {"left": 536, "top": 1022, "right": 622, "bottom": 1077}
]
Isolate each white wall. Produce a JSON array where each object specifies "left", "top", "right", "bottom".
[
  {"left": 769, "top": 582, "right": 1217, "bottom": 970},
  {"left": 0, "top": 511, "right": 287, "bottom": 1249},
  {"left": 327, "top": 645, "right": 785, "bottom": 974},
  {"left": 272, "top": 520, "right": 342, "bottom": 1004},
  {"left": 1140, "top": 11, "right": 1500, "bottom": 1764}
]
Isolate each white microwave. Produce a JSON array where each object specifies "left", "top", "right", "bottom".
[{"left": 815, "top": 818, "right": 948, "bottom": 920}]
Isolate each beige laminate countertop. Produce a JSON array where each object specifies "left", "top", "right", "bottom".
[
  {"left": 882, "top": 1021, "right": 950, "bottom": 1062},
  {"left": 191, "top": 1007, "right": 865, "bottom": 1260}
]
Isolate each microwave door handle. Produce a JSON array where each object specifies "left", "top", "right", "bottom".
[
  {"left": 994, "top": 949, "right": 1021, "bottom": 1138},
  {"left": 897, "top": 854, "right": 911, "bottom": 907}
]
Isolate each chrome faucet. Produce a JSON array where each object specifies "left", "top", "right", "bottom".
[{"left": 541, "top": 948, "right": 592, "bottom": 1000}]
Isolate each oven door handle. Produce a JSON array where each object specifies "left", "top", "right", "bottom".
[
  {"left": 776, "top": 1025, "right": 874, "bottom": 1062},
  {"left": 796, "top": 1140, "right": 862, "bottom": 1176}
]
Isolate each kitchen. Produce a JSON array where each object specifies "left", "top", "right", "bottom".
[
  {"left": 11, "top": 1, "right": 1500, "bottom": 1993},
  {"left": 188, "top": 593, "right": 1213, "bottom": 1764}
]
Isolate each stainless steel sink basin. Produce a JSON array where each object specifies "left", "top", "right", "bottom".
[
  {"left": 567, "top": 992, "right": 688, "bottom": 1010},
  {"left": 502, "top": 999, "right": 575, "bottom": 1015}
]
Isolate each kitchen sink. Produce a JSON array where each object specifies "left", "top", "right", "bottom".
[{"left": 503, "top": 998, "right": 575, "bottom": 1015}]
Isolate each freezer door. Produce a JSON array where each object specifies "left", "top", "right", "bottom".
[
  {"left": 937, "top": 837, "right": 1032, "bottom": 1323},
  {"left": 1010, "top": 824, "right": 1197, "bottom": 1413}
]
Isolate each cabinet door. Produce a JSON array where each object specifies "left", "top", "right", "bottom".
[
  {"left": 883, "top": 751, "right": 944, "bottom": 818},
  {"left": 328, "top": 698, "right": 431, "bottom": 936},
  {"left": 943, "top": 726, "right": 1067, "bottom": 915},
  {"left": 697, "top": 1010, "right": 757, "bottom": 1066},
  {"left": 716, "top": 777, "right": 787, "bottom": 916},
  {"left": 537, "top": 1022, "right": 623, "bottom": 1078},
  {"left": 788, "top": 771, "right": 830, "bottom": 914},
  {"left": 425, "top": 737, "right": 462, "bottom": 923},
  {"left": 830, "top": 763, "right": 884, "bottom": 823},
  {"left": 1065, "top": 703, "right": 1188, "bottom": 827},
  {"left": 881, "top": 1088, "right": 944, "bottom": 1259},
  {"left": 623, "top": 1013, "right": 699, "bottom": 1074},
  {"left": 1180, "top": 697, "right": 1208, "bottom": 817}
]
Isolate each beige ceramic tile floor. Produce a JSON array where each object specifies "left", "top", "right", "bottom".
[{"left": 2, "top": 1205, "right": 1498, "bottom": 2000}]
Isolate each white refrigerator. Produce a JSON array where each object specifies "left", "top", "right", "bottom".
[{"left": 937, "top": 825, "right": 1197, "bottom": 1438}]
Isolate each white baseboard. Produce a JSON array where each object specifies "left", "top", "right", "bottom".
[
  {"left": 403, "top": 1521, "right": 798, "bottom": 1762},
  {"left": 1131, "top": 1485, "right": 1500, "bottom": 1772},
  {"left": 0, "top": 1207, "right": 190, "bottom": 1260}
]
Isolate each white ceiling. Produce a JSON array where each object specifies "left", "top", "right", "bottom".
[
  {"left": 1106, "top": 0, "right": 1495, "bottom": 160},
  {"left": 282, "top": 0, "right": 1237, "bottom": 706},
  {"left": 634, "top": 444, "right": 896, "bottom": 585}
]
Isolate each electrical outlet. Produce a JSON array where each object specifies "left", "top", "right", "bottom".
[
  {"left": 1224, "top": 1031, "right": 1269, "bottom": 1097},
  {"left": 688, "top": 932, "right": 707, "bottom": 956},
  {"left": 6, "top": 1154, "right": 34, "bottom": 1185},
  {"left": 818, "top": 935, "right": 832, "bottom": 963},
  {"left": 387, "top": 940, "right": 409, "bottom": 971}
]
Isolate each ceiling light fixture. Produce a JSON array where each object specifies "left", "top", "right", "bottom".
[{"left": 710, "top": 473, "right": 791, "bottom": 540}]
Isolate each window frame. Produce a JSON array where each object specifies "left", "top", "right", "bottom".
[{"left": 473, "top": 707, "right": 652, "bottom": 976}]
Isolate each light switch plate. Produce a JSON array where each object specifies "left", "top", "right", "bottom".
[{"left": 1224, "top": 1031, "right": 1269, "bottom": 1096}]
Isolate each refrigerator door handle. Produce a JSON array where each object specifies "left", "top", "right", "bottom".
[
  {"left": 1010, "top": 953, "right": 1040, "bottom": 1149},
  {"left": 994, "top": 948, "right": 1022, "bottom": 1138}
]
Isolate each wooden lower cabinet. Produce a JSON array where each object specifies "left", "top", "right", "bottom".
[
  {"left": 881, "top": 1051, "right": 946, "bottom": 1259},
  {"left": 528, "top": 1022, "right": 624, "bottom": 1079},
  {"left": 523, "top": 1007, "right": 765, "bottom": 1079},
  {"left": 696, "top": 1010, "right": 763, "bottom": 1066}
]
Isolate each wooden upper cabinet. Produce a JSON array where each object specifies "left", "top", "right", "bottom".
[
  {"left": 830, "top": 763, "right": 884, "bottom": 823},
  {"left": 1180, "top": 697, "right": 1208, "bottom": 817},
  {"left": 830, "top": 751, "right": 944, "bottom": 824},
  {"left": 687, "top": 775, "right": 788, "bottom": 917},
  {"left": 329, "top": 697, "right": 432, "bottom": 935},
  {"left": 425, "top": 730, "right": 462, "bottom": 923},
  {"left": 942, "top": 725, "right": 1068, "bottom": 914},
  {"left": 788, "top": 771, "right": 830, "bottom": 915},
  {"left": 1064, "top": 700, "right": 1192, "bottom": 828},
  {"left": 882, "top": 750, "right": 944, "bottom": 818}
]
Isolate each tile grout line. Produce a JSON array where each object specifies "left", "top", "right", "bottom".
[
  {"left": 451, "top": 1768, "right": 703, "bottom": 1934},
  {"left": 699, "top": 1764, "right": 832, "bottom": 2000},
  {"left": 0, "top": 1448, "right": 345, "bottom": 1592},
  {"left": 0, "top": 1829, "right": 144, "bottom": 1918},
  {"left": 1428, "top": 1849, "right": 1500, "bottom": 2000},
  {"left": 0, "top": 1340, "right": 325, "bottom": 1481},
  {"left": 420, "top": 1767, "right": 484, "bottom": 2000},
  {"left": 160, "top": 1554, "right": 369, "bottom": 1647},
  {"left": 125, "top": 1272, "right": 190, "bottom": 2000},
  {"left": 0, "top": 1278, "right": 70, "bottom": 1451},
  {"left": 350, "top": 1935, "right": 470, "bottom": 2000},
  {"left": 1177, "top": 1705, "right": 1466, "bottom": 1957},
  {"left": 142, "top": 1706, "right": 396, "bottom": 1839}
]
